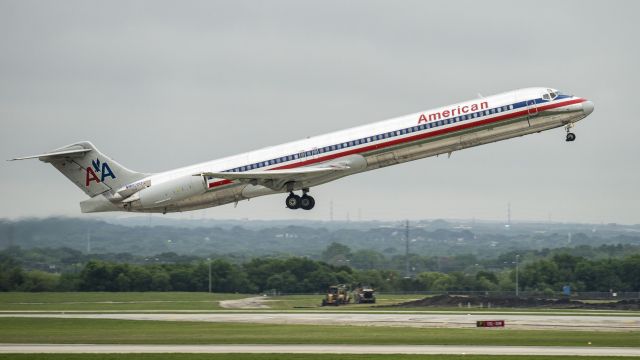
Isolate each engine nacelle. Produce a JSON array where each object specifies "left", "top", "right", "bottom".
[{"left": 125, "top": 175, "right": 207, "bottom": 209}]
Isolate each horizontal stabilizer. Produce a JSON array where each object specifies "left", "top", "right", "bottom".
[{"left": 8, "top": 148, "right": 91, "bottom": 161}]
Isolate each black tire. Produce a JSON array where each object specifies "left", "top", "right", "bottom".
[
  {"left": 300, "top": 195, "right": 315, "bottom": 210},
  {"left": 566, "top": 132, "right": 576, "bottom": 142},
  {"left": 286, "top": 194, "right": 301, "bottom": 209}
]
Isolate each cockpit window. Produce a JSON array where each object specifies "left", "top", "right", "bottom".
[
  {"left": 550, "top": 92, "right": 557, "bottom": 99},
  {"left": 543, "top": 94, "right": 550, "bottom": 100}
]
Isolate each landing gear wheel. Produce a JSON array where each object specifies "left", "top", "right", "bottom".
[
  {"left": 564, "top": 123, "right": 576, "bottom": 142},
  {"left": 285, "top": 193, "right": 301, "bottom": 209},
  {"left": 300, "top": 195, "right": 315, "bottom": 210}
]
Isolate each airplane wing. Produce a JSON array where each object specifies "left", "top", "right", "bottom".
[{"left": 195, "top": 163, "right": 352, "bottom": 190}]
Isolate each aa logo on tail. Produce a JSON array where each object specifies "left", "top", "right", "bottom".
[{"left": 85, "top": 158, "right": 116, "bottom": 186}]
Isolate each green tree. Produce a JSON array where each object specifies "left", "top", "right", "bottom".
[
  {"left": 19, "top": 270, "right": 59, "bottom": 292},
  {"left": 265, "top": 272, "right": 297, "bottom": 293},
  {"left": 321, "top": 242, "right": 352, "bottom": 265},
  {"left": 620, "top": 255, "right": 640, "bottom": 291},
  {"left": 150, "top": 269, "right": 171, "bottom": 291},
  {"left": 350, "top": 250, "right": 386, "bottom": 270},
  {"left": 0, "top": 254, "right": 24, "bottom": 291}
]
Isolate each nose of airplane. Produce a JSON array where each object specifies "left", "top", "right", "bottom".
[{"left": 582, "top": 100, "right": 594, "bottom": 116}]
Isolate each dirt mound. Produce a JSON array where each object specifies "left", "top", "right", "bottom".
[{"left": 388, "top": 294, "right": 639, "bottom": 310}]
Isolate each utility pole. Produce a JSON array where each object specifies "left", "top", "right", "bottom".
[
  {"left": 207, "top": 258, "right": 212, "bottom": 293},
  {"left": 405, "top": 220, "right": 410, "bottom": 278},
  {"left": 515, "top": 254, "right": 520, "bottom": 297}
]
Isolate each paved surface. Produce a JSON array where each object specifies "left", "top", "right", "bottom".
[
  {"left": 3, "top": 312, "right": 639, "bottom": 331},
  {"left": 1, "top": 344, "right": 639, "bottom": 356},
  {"left": 219, "top": 296, "right": 271, "bottom": 309}
]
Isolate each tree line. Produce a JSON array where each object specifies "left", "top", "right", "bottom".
[
  {"left": 1, "top": 250, "right": 639, "bottom": 294},
  {"left": 3, "top": 217, "right": 639, "bottom": 260}
]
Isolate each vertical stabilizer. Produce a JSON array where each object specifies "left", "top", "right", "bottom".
[{"left": 11, "top": 141, "right": 148, "bottom": 197}]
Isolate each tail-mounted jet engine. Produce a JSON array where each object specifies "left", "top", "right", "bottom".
[{"left": 122, "top": 175, "right": 207, "bottom": 210}]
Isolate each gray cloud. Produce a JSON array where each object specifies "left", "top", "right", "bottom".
[{"left": 1, "top": 0, "right": 639, "bottom": 223}]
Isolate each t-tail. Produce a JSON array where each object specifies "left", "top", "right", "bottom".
[{"left": 9, "top": 141, "right": 149, "bottom": 212}]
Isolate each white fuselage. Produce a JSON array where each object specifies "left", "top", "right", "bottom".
[{"left": 85, "top": 87, "right": 593, "bottom": 213}]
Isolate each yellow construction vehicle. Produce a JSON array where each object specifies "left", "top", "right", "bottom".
[{"left": 321, "top": 284, "right": 351, "bottom": 306}]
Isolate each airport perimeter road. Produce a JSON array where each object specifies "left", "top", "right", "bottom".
[
  {"left": 1, "top": 344, "right": 639, "bottom": 356},
  {"left": 2, "top": 312, "right": 638, "bottom": 331}
]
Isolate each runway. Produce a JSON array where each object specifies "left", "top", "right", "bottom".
[
  {"left": 3, "top": 312, "right": 639, "bottom": 331},
  {"left": 1, "top": 344, "right": 639, "bottom": 356}
]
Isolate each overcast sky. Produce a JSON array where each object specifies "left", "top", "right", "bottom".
[{"left": 1, "top": 0, "right": 638, "bottom": 224}]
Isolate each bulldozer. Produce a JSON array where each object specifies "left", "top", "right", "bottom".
[
  {"left": 321, "top": 284, "right": 351, "bottom": 306},
  {"left": 354, "top": 286, "right": 376, "bottom": 304}
]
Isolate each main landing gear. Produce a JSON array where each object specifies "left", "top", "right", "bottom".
[
  {"left": 565, "top": 123, "right": 576, "bottom": 142},
  {"left": 286, "top": 189, "right": 315, "bottom": 210}
]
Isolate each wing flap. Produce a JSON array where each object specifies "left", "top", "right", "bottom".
[{"left": 195, "top": 163, "right": 351, "bottom": 190}]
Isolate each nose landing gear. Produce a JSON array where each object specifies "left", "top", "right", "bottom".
[
  {"left": 286, "top": 189, "right": 315, "bottom": 210},
  {"left": 565, "top": 123, "right": 576, "bottom": 142}
]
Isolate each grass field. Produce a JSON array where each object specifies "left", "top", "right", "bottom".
[
  {"left": 2, "top": 293, "right": 638, "bottom": 315},
  {"left": 0, "top": 318, "right": 637, "bottom": 347},
  {"left": 0, "top": 292, "right": 248, "bottom": 311},
  {"left": 0, "top": 355, "right": 634, "bottom": 360},
  {"left": 0, "top": 293, "right": 420, "bottom": 311},
  {"left": 265, "top": 294, "right": 425, "bottom": 310}
]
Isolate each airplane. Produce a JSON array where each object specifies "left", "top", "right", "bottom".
[{"left": 10, "top": 87, "right": 594, "bottom": 214}]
